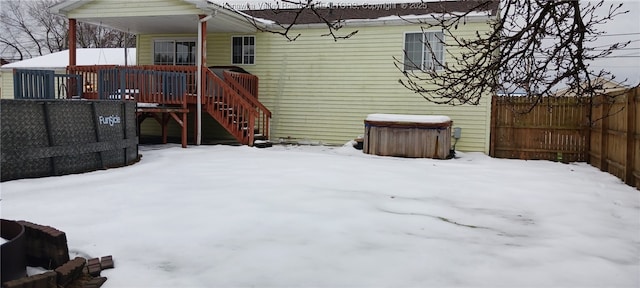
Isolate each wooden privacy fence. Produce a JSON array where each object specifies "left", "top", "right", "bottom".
[
  {"left": 490, "top": 96, "right": 590, "bottom": 163},
  {"left": 490, "top": 86, "right": 640, "bottom": 188},
  {"left": 589, "top": 88, "right": 640, "bottom": 188}
]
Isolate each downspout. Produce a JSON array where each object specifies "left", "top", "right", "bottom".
[{"left": 197, "top": 13, "right": 214, "bottom": 145}]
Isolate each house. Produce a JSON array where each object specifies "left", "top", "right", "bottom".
[
  {"left": 1, "top": 48, "right": 136, "bottom": 99},
  {"left": 48, "top": 0, "right": 498, "bottom": 152},
  {"left": 553, "top": 77, "right": 629, "bottom": 97}
]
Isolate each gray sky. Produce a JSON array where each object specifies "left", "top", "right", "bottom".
[{"left": 589, "top": 1, "right": 640, "bottom": 85}]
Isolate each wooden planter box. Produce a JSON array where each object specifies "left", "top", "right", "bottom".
[{"left": 364, "top": 114, "right": 452, "bottom": 159}]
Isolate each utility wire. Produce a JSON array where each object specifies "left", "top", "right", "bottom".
[{"left": 598, "top": 32, "right": 640, "bottom": 37}]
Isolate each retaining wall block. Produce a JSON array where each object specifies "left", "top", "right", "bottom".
[
  {"left": 87, "top": 258, "right": 101, "bottom": 277},
  {"left": 100, "top": 256, "right": 114, "bottom": 270},
  {"left": 17, "top": 221, "right": 70, "bottom": 269},
  {"left": 55, "top": 257, "right": 86, "bottom": 287},
  {"left": 83, "top": 276, "right": 107, "bottom": 288},
  {"left": 2, "top": 271, "right": 56, "bottom": 288}
]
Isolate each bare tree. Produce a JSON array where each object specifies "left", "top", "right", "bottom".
[
  {"left": 393, "top": 0, "right": 630, "bottom": 107},
  {"left": 0, "top": 0, "right": 135, "bottom": 61},
  {"left": 76, "top": 23, "right": 135, "bottom": 49},
  {"left": 0, "top": 0, "right": 45, "bottom": 60}
]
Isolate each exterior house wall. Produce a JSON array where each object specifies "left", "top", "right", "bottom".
[
  {"left": 136, "top": 21, "right": 492, "bottom": 152},
  {"left": 1, "top": 71, "right": 13, "bottom": 99},
  {"left": 249, "top": 24, "right": 492, "bottom": 152},
  {"left": 67, "top": 0, "right": 202, "bottom": 18}
]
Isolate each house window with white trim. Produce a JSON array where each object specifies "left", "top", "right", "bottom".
[
  {"left": 154, "top": 40, "right": 196, "bottom": 65},
  {"left": 403, "top": 31, "right": 445, "bottom": 71},
  {"left": 232, "top": 36, "right": 255, "bottom": 65}
]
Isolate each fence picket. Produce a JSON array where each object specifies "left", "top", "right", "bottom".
[{"left": 491, "top": 88, "right": 640, "bottom": 189}]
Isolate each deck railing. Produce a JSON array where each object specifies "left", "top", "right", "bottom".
[
  {"left": 67, "top": 65, "right": 117, "bottom": 99},
  {"left": 97, "top": 67, "right": 187, "bottom": 107},
  {"left": 141, "top": 65, "right": 197, "bottom": 95},
  {"left": 226, "top": 71, "right": 259, "bottom": 99},
  {"left": 209, "top": 66, "right": 259, "bottom": 99},
  {"left": 68, "top": 65, "right": 197, "bottom": 100},
  {"left": 13, "top": 69, "right": 83, "bottom": 99}
]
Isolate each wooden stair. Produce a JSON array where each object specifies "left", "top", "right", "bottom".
[{"left": 202, "top": 68, "right": 271, "bottom": 146}]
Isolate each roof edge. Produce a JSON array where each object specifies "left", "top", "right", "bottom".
[
  {"left": 51, "top": 0, "right": 218, "bottom": 17},
  {"left": 262, "top": 13, "right": 494, "bottom": 30},
  {"left": 50, "top": 0, "right": 86, "bottom": 15}
]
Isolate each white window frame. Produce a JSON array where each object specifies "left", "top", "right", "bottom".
[
  {"left": 152, "top": 38, "right": 198, "bottom": 66},
  {"left": 231, "top": 35, "right": 256, "bottom": 65},
  {"left": 402, "top": 31, "right": 445, "bottom": 71}
]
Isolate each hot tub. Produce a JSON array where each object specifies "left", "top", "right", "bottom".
[{"left": 364, "top": 114, "right": 452, "bottom": 159}]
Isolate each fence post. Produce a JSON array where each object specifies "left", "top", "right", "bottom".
[
  {"left": 625, "top": 88, "right": 637, "bottom": 186},
  {"left": 584, "top": 98, "right": 591, "bottom": 163},
  {"left": 76, "top": 75, "right": 83, "bottom": 98},
  {"left": 489, "top": 95, "right": 497, "bottom": 157},
  {"left": 42, "top": 102, "right": 57, "bottom": 175},
  {"left": 13, "top": 70, "right": 21, "bottom": 99},
  {"left": 46, "top": 70, "right": 55, "bottom": 99},
  {"left": 600, "top": 96, "right": 609, "bottom": 172},
  {"left": 120, "top": 68, "right": 126, "bottom": 101}
]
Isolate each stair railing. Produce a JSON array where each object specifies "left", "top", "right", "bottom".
[
  {"left": 203, "top": 68, "right": 257, "bottom": 145},
  {"left": 222, "top": 70, "right": 271, "bottom": 140}
]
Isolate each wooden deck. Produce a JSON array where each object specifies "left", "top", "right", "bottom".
[{"left": 66, "top": 65, "right": 270, "bottom": 148}]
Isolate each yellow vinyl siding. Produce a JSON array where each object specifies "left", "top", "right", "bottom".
[
  {"left": 1, "top": 71, "right": 13, "bottom": 99},
  {"left": 246, "top": 23, "right": 492, "bottom": 152},
  {"left": 69, "top": 0, "right": 202, "bottom": 18}
]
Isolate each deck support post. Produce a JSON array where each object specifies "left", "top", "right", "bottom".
[
  {"left": 69, "top": 19, "right": 76, "bottom": 66},
  {"left": 196, "top": 14, "right": 212, "bottom": 146},
  {"left": 182, "top": 111, "right": 188, "bottom": 148},
  {"left": 162, "top": 113, "right": 169, "bottom": 144},
  {"left": 137, "top": 108, "right": 189, "bottom": 148},
  {"left": 68, "top": 19, "right": 77, "bottom": 98}
]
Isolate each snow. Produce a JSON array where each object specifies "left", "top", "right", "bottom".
[
  {"left": 0, "top": 48, "right": 136, "bottom": 70},
  {"left": 26, "top": 266, "right": 49, "bottom": 277},
  {"left": 366, "top": 113, "right": 451, "bottom": 123},
  {"left": 1, "top": 144, "right": 639, "bottom": 287},
  {"left": 360, "top": 11, "right": 493, "bottom": 22},
  {"left": 136, "top": 103, "right": 159, "bottom": 108}
]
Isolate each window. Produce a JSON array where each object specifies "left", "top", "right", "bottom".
[
  {"left": 154, "top": 40, "right": 196, "bottom": 65},
  {"left": 403, "top": 31, "right": 445, "bottom": 71},
  {"left": 232, "top": 36, "right": 255, "bottom": 65}
]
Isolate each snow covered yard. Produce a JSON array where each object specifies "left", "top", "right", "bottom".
[{"left": 1, "top": 144, "right": 639, "bottom": 287}]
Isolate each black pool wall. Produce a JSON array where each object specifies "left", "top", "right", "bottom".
[{"left": 1, "top": 100, "right": 139, "bottom": 181}]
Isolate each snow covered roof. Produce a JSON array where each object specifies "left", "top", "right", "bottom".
[
  {"left": 243, "top": 1, "right": 498, "bottom": 25},
  {"left": 0, "top": 48, "right": 136, "bottom": 70},
  {"left": 553, "top": 77, "right": 629, "bottom": 97}
]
